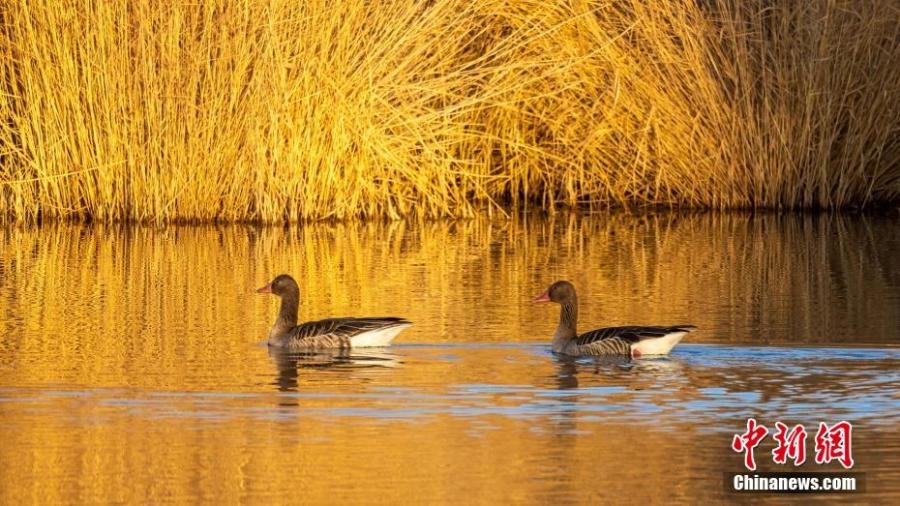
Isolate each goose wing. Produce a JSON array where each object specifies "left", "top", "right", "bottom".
[
  {"left": 575, "top": 325, "right": 696, "bottom": 346},
  {"left": 287, "top": 317, "right": 411, "bottom": 346}
]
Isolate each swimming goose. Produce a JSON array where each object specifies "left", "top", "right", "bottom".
[
  {"left": 257, "top": 274, "right": 411, "bottom": 350},
  {"left": 533, "top": 280, "right": 695, "bottom": 357}
]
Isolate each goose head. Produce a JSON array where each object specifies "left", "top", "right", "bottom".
[
  {"left": 256, "top": 274, "right": 300, "bottom": 298},
  {"left": 533, "top": 280, "right": 577, "bottom": 305},
  {"left": 257, "top": 274, "right": 301, "bottom": 339}
]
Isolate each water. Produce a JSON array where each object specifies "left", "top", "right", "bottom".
[{"left": 1, "top": 213, "right": 898, "bottom": 504}]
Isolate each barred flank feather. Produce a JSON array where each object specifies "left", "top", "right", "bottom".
[
  {"left": 567, "top": 326, "right": 695, "bottom": 356},
  {"left": 281, "top": 318, "right": 411, "bottom": 350}
]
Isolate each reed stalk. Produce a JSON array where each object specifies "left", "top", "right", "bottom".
[{"left": 1, "top": 1, "right": 898, "bottom": 222}]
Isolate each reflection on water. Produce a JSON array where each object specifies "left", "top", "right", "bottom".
[
  {"left": 0, "top": 213, "right": 898, "bottom": 503},
  {"left": 269, "top": 348, "right": 401, "bottom": 392}
]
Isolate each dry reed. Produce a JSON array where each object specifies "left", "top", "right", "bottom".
[{"left": 1, "top": 0, "right": 898, "bottom": 222}]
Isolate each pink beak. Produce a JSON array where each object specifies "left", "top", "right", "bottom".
[
  {"left": 533, "top": 291, "right": 551, "bottom": 303},
  {"left": 256, "top": 283, "right": 272, "bottom": 294}
]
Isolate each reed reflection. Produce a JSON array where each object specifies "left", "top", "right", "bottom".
[{"left": 0, "top": 212, "right": 897, "bottom": 391}]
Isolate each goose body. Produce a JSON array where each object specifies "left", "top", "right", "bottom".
[
  {"left": 534, "top": 281, "right": 695, "bottom": 358},
  {"left": 257, "top": 274, "right": 411, "bottom": 350}
]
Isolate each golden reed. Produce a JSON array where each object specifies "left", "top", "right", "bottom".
[{"left": 1, "top": 1, "right": 898, "bottom": 223}]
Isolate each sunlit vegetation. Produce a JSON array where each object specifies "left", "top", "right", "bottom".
[{"left": 1, "top": 1, "right": 898, "bottom": 222}]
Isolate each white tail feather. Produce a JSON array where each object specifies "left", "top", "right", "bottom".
[
  {"left": 349, "top": 324, "right": 411, "bottom": 348},
  {"left": 632, "top": 331, "right": 687, "bottom": 356}
]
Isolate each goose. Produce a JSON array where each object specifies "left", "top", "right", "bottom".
[
  {"left": 256, "top": 274, "right": 411, "bottom": 350},
  {"left": 533, "top": 280, "right": 695, "bottom": 358}
]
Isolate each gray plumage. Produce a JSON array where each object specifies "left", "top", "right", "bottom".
[
  {"left": 568, "top": 324, "right": 697, "bottom": 356},
  {"left": 276, "top": 317, "right": 411, "bottom": 350}
]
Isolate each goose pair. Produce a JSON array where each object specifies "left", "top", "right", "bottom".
[{"left": 258, "top": 275, "right": 695, "bottom": 357}]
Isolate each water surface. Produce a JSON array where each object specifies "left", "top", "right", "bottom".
[{"left": 1, "top": 213, "right": 898, "bottom": 503}]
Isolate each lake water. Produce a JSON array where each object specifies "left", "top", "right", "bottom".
[{"left": 1, "top": 213, "right": 898, "bottom": 504}]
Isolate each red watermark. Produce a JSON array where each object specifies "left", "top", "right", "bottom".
[
  {"left": 731, "top": 418, "right": 769, "bottom": 471},
  {"left": 814, "top": 421, "right": 854, "bottom": 469},
  {"left": 772, "top": 422, "right": 807, "bottom": 466},
  {"left": 732, "top": 420, "right": 854, "bottom": 470}
]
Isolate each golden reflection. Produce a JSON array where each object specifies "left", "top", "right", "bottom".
[
  {"left": 0, "top": 213, "right": 896, "bottom": 393},
  {"left": 0, "top": 214, "right": 898, "bottom": 503},
  {"left": 269, "top": 348, "right": 400, "bottom": 392},
  {"left": 0, "top": 213, "right": 897, "bottom": 364}
]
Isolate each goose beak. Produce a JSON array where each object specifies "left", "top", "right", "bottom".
[
  {"left": 532, "top": 291, "right": 551, "bottom": 303},
  {"left": 256, "top": 283, "right": 272, "bottom": 294}
]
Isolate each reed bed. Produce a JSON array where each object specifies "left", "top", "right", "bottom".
[{"left": 1, "top": 0, "right": 898, "bottom": 222}]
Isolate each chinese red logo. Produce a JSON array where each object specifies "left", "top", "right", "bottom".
[
  {"left": 732, "top": 419, "right": 854, "bottom": 470},
  {"left": 814, "top": 421, "right": 854, "bottom": 469},
  {"left": 731, "top": 418, "right": 769, "bottom": 471},
  {"left": 772, "top": 422, "right": 807, "bottom": 466}
]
